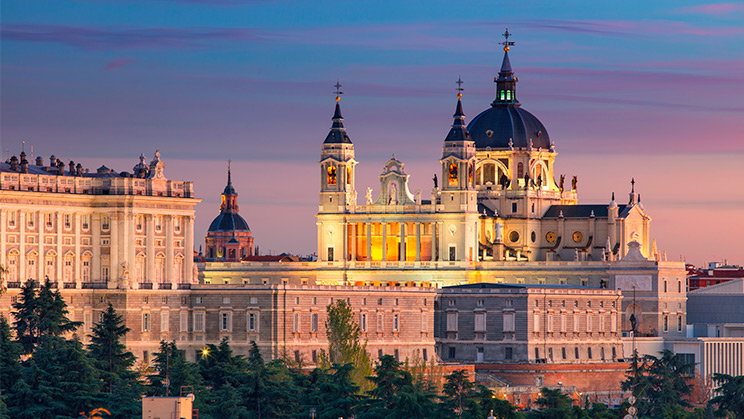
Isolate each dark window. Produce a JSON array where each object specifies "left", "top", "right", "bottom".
[
  {"left": 588, "top": 347, "right": 593, "bottom": 359},
  {"left": 449, "top": 347, "right": 456, "bottom": 359},
  {"left": 548, "top": 347, "right": 553, "bottom": 361},
  {"left": 394, "top": 349, "right": 399, "bottom": 361},
  {"left": 575, "top": 347, "right": 579, "bottom": 359},
  {"left": 294, "top": 350, "right": 301, "bottom": 362},
  {"left": 143, "top": 351, "right": 149, "bottom": 363},
  {"left": 505, "top": 347, "right": 513, "bottom": 360},
  {"left": 423, "top": 348, "right": 428, "bottom": 361},
  {"left": 449, "top": 246, "right": 456, "bottom": 261},
  {"left": 327, "top": 247, "right": 334, "bottom": 261},
  {"left": 378, "top": 349, "right": 383, "bottom": 358},
  {"left": 562, "top": 347, "right": 567, "bottom": 359},
  {"left": 512, "top": 202, "right": 517, "bottom": 213},
  {"left": 535, "top": 347, "right": 539, "bottom": 359},
  {"left": 312, "top": 350, "right": 317, "bottom": 363},
  {"left": 531, "top": 231, "right": 536, "bottom": 242},
  {"left": 612, "top": 347, "right": 617, "bottom": 360}
]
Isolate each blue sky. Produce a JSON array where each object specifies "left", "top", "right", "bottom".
[{"left": 2, "top": 0, "right": 743, "bottom": 263}]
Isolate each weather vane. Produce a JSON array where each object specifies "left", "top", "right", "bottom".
[
  {"left": 334, "top": 79, "right": 343, "bottom": 102},
  {"left": 500, "top": 28, "right": 515, "bottom": 52},
  {"left": 227, "top": 159, "right": 232, "bottom": 170},
  {"left": 456, "top": 75, "right": 464, "bottom": 98}
]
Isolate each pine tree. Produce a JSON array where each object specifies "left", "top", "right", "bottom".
[
  {"left": 149, "top": 340, "right": 203, "bottom": 398},
  {"left": 11, "top": 279, "right": 39, "bottom": 354},
  {"left": 0, "top": 317, "right": 22, "bottom": 395},
  {"left": 440, "top": 369, "right": 481, "bottom": 419},
  {"left": 87, "top": 303, "right": 142, "bottom": 418}
]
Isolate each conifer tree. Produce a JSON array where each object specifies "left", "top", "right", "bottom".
[{"left": 321, "top": 300, "right": 373, "bottom": 392}]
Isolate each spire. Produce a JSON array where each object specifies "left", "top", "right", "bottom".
[
  {"left": 444, "top": 76, "right": 471, "bottom": 142},
  {"left": 629, "top": 178, "right": 637, "bottom": 205},
  {"left": 493, "top": 28, "right": 519, "bottom": 107},
  {"left": 221, "top": 161, "right": 236, "bottom": 200},
  {"left": 324, "top": 80, "right": 352, "bottom": 144}
]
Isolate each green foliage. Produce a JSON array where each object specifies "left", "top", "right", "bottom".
[
  {"left": 148, "top": 341, "right": 204, "bottom": 398},
  {"left": 361, "top": 355, "right": 438, "bottom": 419},
  {"left": 0, "top": 317, "right": 22, "bottom": 394},
  {"left": 12, "top": 279, "right": 82, "bottom": 353},
  {"left": 321, "top": 300, "right": 374, "bottom": 393},
  {"left": 87, "top": 303, "right": 142, "bottom": 418},
  {"left": 709, "top": 374, "right": 744, "bottom": 418}
]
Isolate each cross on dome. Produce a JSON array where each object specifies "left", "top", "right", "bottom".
[
  {"left": 456, "top": 76, "right": 464, "bottom": 98},
  {"left": 334, "top": 79, "right": 343, "bottom": 102},
  {"left": 500, "top": 28, "right": 515, "bottom": 52}
]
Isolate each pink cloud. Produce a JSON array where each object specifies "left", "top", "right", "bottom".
[
  {"left": 677, "top": 3, "right": 744, "bottom": 15},
  {"left": 103, "top": 56, "right": 137, "bottom": 71}
]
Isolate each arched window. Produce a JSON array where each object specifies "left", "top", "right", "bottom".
[
  {"left": 347, "top": 166, "right": 352, "bottom": 186},
  {"left": 448, "top": 163, "right": 458, "bottom": 185},
  {"left": 327, "top": 165, "right": 337, "bottom": 185},
  {"left": 517, "top": 162, "right": 524, "bottom": 178},
  {"left": 499, "top": 90, "right": 505, "bottom": 101},
  {"left": 506, "top": 90, "right": 512, "bottom": 101}
]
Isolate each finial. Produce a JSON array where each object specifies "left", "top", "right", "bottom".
[
  {"left": 334, "top": 79, "right": 343, "bottom": 102},
  {"left": 612, "top": 192, "right": 615, "bottom": 201},
  {"left": 227, "top": 159, "right": 232, "bottom": 185},
  {"left": 500, "top": 28, "right": 515, "bottom": 52},
  {"left": 631, "top": 177, "right": 635, "bottom": 193},
  {"left": 456, "top": 75, "right": 464, "bottom": 98}
]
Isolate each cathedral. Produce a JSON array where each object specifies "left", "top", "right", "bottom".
[{"left": 317, "top": 36, "right": 651, "bottom": 266}]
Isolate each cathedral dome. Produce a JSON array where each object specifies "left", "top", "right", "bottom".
[
  {"left": 467, "top": 106, "right": 550, "bottom": 150},
  {"left": 207, "top": 212, "right": 250, "bottom": 233}
]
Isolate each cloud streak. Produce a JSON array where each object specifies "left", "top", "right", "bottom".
[
  {"left": 1, "top": 24, "right": 272, "bottom": 50},
  {"left": 676, "top": 3, "right": 744, "bottom": 15},
  {"left": 103, "top": 56, "right": 137, "bottom": 71}
]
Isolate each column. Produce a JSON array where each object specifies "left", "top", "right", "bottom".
[
  {"left": 56, "top": 212, "right": 63, "bottom": 287},
  {"left": 19, "top": 212, "right": 25, "bottom": 281},
  {"left": 316, "top": 222, "right": 322, "bottom": 261},
  {"left": 415, "top": 222, "right": 421, "bottom": 261},
  {"left": 366, "top": 223, "right": 372, "bottom": 262},
  {"left": 184, "top": 215, "right": 194, "bottom": 283},
  {"left": 342, "top": 222, "right": 348, "bottom": 262},
  {"left": 166, "top": 215, "right": 175, "bottom": 286},
  {"left": 430, "top": 222, "right": 437, "bottom": 261},
  {"left": 0, "top": 210, "right": 6, "bottom": 283},
  {"left": 381, "top": 222, "right": 387, "bottom": 262},
  {"left": 127, "top": 212, "right": 136, "bottom": 288},
  {"left": 74, "top": 213, "right": 81, "bottom": 287},
  {"left": 438, "top": 222, "right": 446, "bottom": 261},
  {"left": 91, "top": 214, "right": 100, "bottom": 284},
  {"left": 109, "top": 213, "right": 118, "bottom": 289},
  {"left": 37, "top": 211, "right": 44, "bottom": 280},
  {"left": 146, "top": 215, "right": 155, "bottom": 284},
  {"left": 399, "top": 222, "right": 405, "bottom": 261},
  {"left": 350, "top": 222, "right": 357, "bottom": 262}
]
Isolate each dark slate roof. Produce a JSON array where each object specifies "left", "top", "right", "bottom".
[
  {"left": 478, "top": 202, "right": 498, "bottom": 217},
  {"left": 467, "top": 105, "right": 550, "bottom": 150},
  {"left": 542, "top": 204, "right": 627, "bottom": 219},
  {"left": 444, "top": 99, "right": 472, "bottom": 142},
  {"left": 323, "top": 102, "right": 352, "bottom": 144},
  {"left": 208, "top": 212, "right": 250, "bottom": 232}
]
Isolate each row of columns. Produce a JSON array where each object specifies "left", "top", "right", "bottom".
[
  {"left": 0, "top": 209, "right": 194, "bottom": 287},
  {"left": 339, "top": 221, "right": 440, "bottom": 262}
]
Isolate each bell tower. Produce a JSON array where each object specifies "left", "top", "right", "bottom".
[
  {"left": 440, "top": 78, "right": 477, "bottom": 213},
  {"left": 319, "top": 82, "right": 357, "bottom": 214}
]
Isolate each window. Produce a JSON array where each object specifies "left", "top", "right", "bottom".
[
  {"left": 586, "top": 315, "right": 592, "bottom": 332},
  {"left": 664, "top": 281, "right": 668, "bottom": 293},
  {"left": 101, "top": 267, "right": 109, "bottom": 281},
  {"left": 535, "top": 348, "right": 540, "bottom": 360},
  {"left": 180, "top": 312, "right": 188, "bottom": 332},
  {"left": 311, "top": 313, "right": 319, "bottom": 332},
  {"left": 362, "top": 298, "right": 367, "bottom": 305},
  {"left": 360, "top": 313, "right": 367, "bottom": 332},
  {"left": 102, "top": 215, "right": 110, "bottom": 230},
  {"left": 601, "top": 347, "right": 606, "bottom": 361},
  {"left": 393, "top": 314, "right": 399, "bottom": 332},
  {"left": 677, "top": 315, "right": 683, "bottom": 332},
  {"left": 663, "top": 315, "right": 669, "bottom": 332},
  {"left": 82, "top": 215, "right": 89, "bottom": 230},
  {"left": 222, "top": 297, "right": 230, "bottom": 305},
  {"left": 533, "top": 313, "right": 540, "bottom": 332},
  {"left": 503, "top": 312, "right": 515, "bottom": 332},
  {"left": 474, "top": 312, "right": 486, "bottom": 332},
  {"left": 327, "top": 247, "right": 334, "bottom": 262},
  {"left": 448, "top": 163, "right": 458, "bottom": 184},
  {"left": 162, "top": 296, "right": 168, "bottom": 304},
  {"left": 195, "top": 296, "right": 204, "bottom": 305},
  {"left": 377, "top": 313, "right": 384, "bottom": 332},
  {"left": 548, "top": 347, "right": 553, "bottom": 361},
  {"left": 250, "top": 297, "right": 258, "bottom": 305},
  {"left": 378, "top": 349, "right": 383, "bottom": 358},
  {"left": 327, "top": 165, "right": 337, "bottom": 185},
  {"left": 505, "top": 347, "right": 513, "bottom": 360},
  {"left": 293, "top": 313, "right": 300, "bottom": 332},
  {"left": 423, "top": 348, "right": 428, "bottom": 361},
  {"left": 220, "top": 312, "right": 231, "bottom": 332},
  {"left": 448, "top": 246, "right": 456, "bottom": 261},
  {"left": 446, "top": 312, "right": 458, "bottom": 331},
  {"left": 511, "top": 202, "right": 517, "bottom": 213},
  {"left": 477, "top": 299, "right": 484, "bottom": 307},
  {"left": 449, "top": 299, "right": 455, "bottom": 307},
  {"left": 449, "top": 347, "right": 456, "bottom": 359},
  {"left": 678, "top": 281, "right": 682, "bottom": 293},
  {"left": 193, "top": 312, "right": 205, "bottom": 332},
  {"left": 161, "top": 312, "right": 169, "bottom": 332},
  {"left": 562, "top": 347, "right": 567, "bottom": 359},
  {"left": 547, "top": 315, "right": 554, "bottom": 332},
  {"left": 312, "top": 350, "right": 317, "bottom": 363},
  {"left": 379, "top": 298, "right": 383, "bottom": 306},
  {"left": 395, "top": 298, "right": 399, "bottom": 306},
  {"left": 575, "top": 347, "right": 580, "bottom": 359},
  {"left": 142, "top": 313, "right": 151, "bottom": 332},
  {"left": 587, "top": 347, "right": 593, "bottom": 359},
  {"left": 248, "top": 312, "right": 258, "bottom": 332}
]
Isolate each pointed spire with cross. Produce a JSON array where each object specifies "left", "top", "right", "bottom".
[
  {"left": 500, "top": 27, "right": 515, "bottom": 52},
  {"left": 456, "top": 75, "right": 464, "bottom": 98},
  {"left": 334, "top": 79, "right": 343, "bottom": 102}
]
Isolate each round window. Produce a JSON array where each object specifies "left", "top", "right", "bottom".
[
  {"left": 486, "top": 130, "right": 493, "bottom": 137},
  {"left": 509, "top": 231, "right": 520, "bottom": 243},
  {"left": 531, "top": 231, "right": 536, "bottom": 242}
]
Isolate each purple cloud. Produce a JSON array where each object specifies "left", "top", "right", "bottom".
[
  {"left": 676, "top": 3, "right": 744, "bottom": 15},
  {"left": 103, "top": 56, "right": 137, "bottom": 71},
  {"left": 0, "top": 24, "right": 272, "bottom": 50}
]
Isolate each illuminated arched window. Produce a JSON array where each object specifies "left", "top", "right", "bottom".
[
  {"left": 327, "top": 165, "right": 337, "bottom": 185},
  {"left": 500, "top": 90, "right": 505, "bottom": 101},
  {"left": 506, "top": 90, "right": 512, "bottom": 101},
  {"left": 346, "top": 166, "right": 352, "bottom": 186},
  {"left": 448, "top": 163, "right": 458, "bottom": 185}
]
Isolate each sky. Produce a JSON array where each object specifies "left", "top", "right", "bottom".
[{"left": 1, "top": 0, "right": 743, "bottom": 266}]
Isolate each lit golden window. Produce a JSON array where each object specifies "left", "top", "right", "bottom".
[
  {"left": 327, "top": 165, "right": 337, "bottom": 185},
  {"left": 448, "top": 163, "right": 458, "bottom": 184}
]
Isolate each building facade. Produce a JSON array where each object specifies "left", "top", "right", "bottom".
[
  {"left": 204, "top": 166, "right": 254, "bottom": 261},
  {"left": 0, "top": 150, "right": 199, "bottom": 290},
  {"left": 435, "top": 283, "right": 624, "bottom": 364}
]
